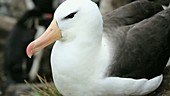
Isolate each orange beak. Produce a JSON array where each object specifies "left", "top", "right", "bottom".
[{"left": 26, "top": 19, "right": 61, "bottom": 58}]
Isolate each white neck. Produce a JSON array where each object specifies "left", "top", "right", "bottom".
[
  {"left": 51, "top": 27, "right": 107, "bottom": 75},
  {"left": 50, "top": 27, "right": 112, "bottom": 94}
]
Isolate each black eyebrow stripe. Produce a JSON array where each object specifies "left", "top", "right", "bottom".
[{"left": 63, "top": 11, "right": 78, "bottom": 19}]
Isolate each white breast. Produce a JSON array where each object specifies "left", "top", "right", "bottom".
[{"left": 50, "top": 35, "right": 112, "bottom": 96}]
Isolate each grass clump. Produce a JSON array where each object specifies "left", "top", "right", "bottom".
[{"left": 25, "top": 75, "right": 62, "bottom": 96}]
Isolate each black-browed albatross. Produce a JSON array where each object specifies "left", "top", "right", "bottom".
[{"left": 26, "top": 0, "right": 170, "bottom": 95}]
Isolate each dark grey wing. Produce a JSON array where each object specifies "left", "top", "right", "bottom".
[
  {"left": 103, "top": 1, "right": 163, "bottom": 28},
  {"left": 103, "top": 1, "right": 163, "bottom": 55},
  {"left": 106, "top": 7, "right": 170, "bottom": 79}
]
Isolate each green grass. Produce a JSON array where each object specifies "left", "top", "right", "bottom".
[{"left": 25, "top": 75, "right": 62, "bottom": 96}]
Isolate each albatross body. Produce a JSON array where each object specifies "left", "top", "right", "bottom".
[{"left": 26, "top": 0, "right": 170, "bottom": 95}]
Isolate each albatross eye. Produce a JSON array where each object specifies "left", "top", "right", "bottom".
[{"left": 64, "top": 11, "right": 77, "bottom": 19}]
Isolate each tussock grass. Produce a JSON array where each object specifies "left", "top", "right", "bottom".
[{"left": 25, "top": 75, "right": 62, "bottom": 96}]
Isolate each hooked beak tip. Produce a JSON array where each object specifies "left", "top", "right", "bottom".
[
  {"left": 28, "top": 54, "right": 32, "bottom": 58},
  {"left": 26, "top": 42, "right": 34, "bottom": 58}
]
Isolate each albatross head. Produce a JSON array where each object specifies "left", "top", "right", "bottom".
[{"left": 26, "top": 0, "right": 103, "bottom": 58}]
